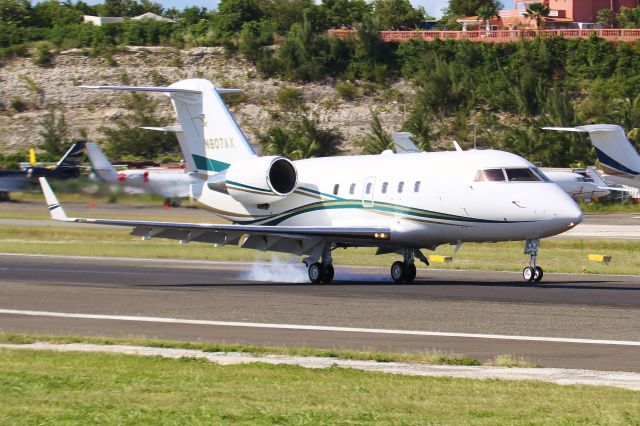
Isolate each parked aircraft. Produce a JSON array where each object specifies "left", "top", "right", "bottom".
[
  {"left": 86, "top": 142, "right": 201, "bottom": 206},
  {"left": 544, "top": 125, "right": 640, "bottom": 191},
  {"left": 540, "top": 169, "right": 611, "bottom": 202},
  {"left": 40, "top": 79, "right": 582, "bottom": 283},
  {"left": 1, "top": 141, "right": 85, "bottom": 202}
]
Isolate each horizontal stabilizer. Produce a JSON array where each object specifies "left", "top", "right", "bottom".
[
  {"left": 141, "top": 125, "right": 183, "bottom": 133},
  {"left": 542, "top": 127, "right": 585, "bottom": 133},
  {"left": 79, "top": 85, "right": 243, "bottom": 94},
  {"left": 391, "top": 132, "right": 421, "bottom": 154}
]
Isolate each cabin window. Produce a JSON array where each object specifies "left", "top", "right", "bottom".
[
  {"left": 505, "top": 168, "right": 541, "bottom": 182},
  {"left": 414, "top": 181, "right": 421, "bottom": 192},
  {"left": 365, "top": 182, "right": 372, "bottom": 194},
  {"left": 474, "top": 169, "right": 506, "bottom": 182},
  {"left": 397, "top": 181, "right": 404, "bottom": 193},
  {"left": 349, "top": 183, "right": 356, "bottom": 195},
  {"left": 381, "top": 182, "right": 388, "bottom": 194},
  {"left": 333, "top": 184, "right": 339, "bottom": 195}
]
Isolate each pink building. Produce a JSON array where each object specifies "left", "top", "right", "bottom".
[{"left": 460, "top": 0, "right": 640, "bottom": 30}]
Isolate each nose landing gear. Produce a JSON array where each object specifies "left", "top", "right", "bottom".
[{"left": 523, "top": 238, "right": 543, "bottom": 282}]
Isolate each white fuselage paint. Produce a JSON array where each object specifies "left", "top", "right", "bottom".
[
  {"left": 192, "top": 149, "right": 583, "bottom": 249},
  {"left": 117, "top": 168, "right": 201, "bottom": 199},
  {"left": 543, "top": 171, "right": 610, "bottom": 201}
]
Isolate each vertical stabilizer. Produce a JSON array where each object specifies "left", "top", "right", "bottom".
[
  {"left": 81, "top": 79, "right": 255, "bottom": 176},
  {"left": 56, "top": 141, "right": 86, "bottom": 168},
  {"left": 576, "top": 125, "right": 640, "bottom": 178},
  {"left": 86, "top": 143, "right": 118, "bottom": 182},
  {"left": 166, "top": 79, "right": 255, "bottom": 175}
]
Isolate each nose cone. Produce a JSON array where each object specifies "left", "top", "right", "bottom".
[{"left": 541, "top": 187, "right": 583, "bottom": 237}]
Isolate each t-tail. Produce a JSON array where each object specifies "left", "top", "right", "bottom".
[
  {"left": 85, "top": 142, "right": 118, "bottom": 181},
  {"left": 80, "top": 79, "right": 255, "bottom": 176},
  {"left": 544, "top": 125, "right": 640, "bottom": 181}
]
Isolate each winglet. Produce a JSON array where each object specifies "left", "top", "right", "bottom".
[{"left": 39, "top": 178, "right": 69, "bottom": 221}]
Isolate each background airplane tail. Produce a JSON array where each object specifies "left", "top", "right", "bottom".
[
  {"left": 55, "top": 140, "right": 86, "bottom": 169},
  {"left": 544, "top": 124, "right": 640, "bottom": 178},
  {"left": 80, "top": 79, "right": 255, "bottom": 176},
  {"left": 86, "top": 143, "right": 118, "bottom": 182}
]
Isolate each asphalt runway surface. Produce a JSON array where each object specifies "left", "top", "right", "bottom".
[{"left": 0, "top": 253, "right": 639, "bottom": 372}]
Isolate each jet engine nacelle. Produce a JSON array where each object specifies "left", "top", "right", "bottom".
[{"left": 213, "top": 156, "right": 298, "bottom": 205}]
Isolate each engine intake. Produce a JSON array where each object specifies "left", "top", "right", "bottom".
[{"left": 209, "top": 156, "right": 298, "bottom": 205}]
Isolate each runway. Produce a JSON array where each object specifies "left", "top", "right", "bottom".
[{"left": 0, "top": 253, "right": 639, "bottom": 372}]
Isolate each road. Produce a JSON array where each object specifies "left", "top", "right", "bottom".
[{"left": 0, "top": 254, "right": 638, "bottom": 372}]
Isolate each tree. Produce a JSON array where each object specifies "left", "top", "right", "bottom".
[
  {"left": 358, "top": 109, "right": 393, "bottom": 154},
  {"left": 524, "top": 2, "right": 550, "bottom": 30},
  {"left": 596, "top": 8, "right": 614, "bottom": 29},
  {"left": 99, "top": 92, "right": 176, "bottom": 158},
  {"left": 447, "top": 0, "right": 500, "bottom": 17},
  {"left": 0, "top": 0, "right": 31, "bottom": 25},
  {"left": 372, "top": 0, "right": 424, "bottom": 30},
  {"left": 320, "top": 0, "right": 370, "bottom": 29},
  {"left": 39, "top": 108, "right": 70, "bottom": 157},
  {"left": 476, "top": 0, "right": 502, "bottom": 30},
  {"left": 260, "top": 113, "right": 342, "bottom": 159},
  {"left": 213, "top": 0, "right": 263, "bottom": 37}
]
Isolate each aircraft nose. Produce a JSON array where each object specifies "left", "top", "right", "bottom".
[{"left": 562, "top": 201, "right": 583, "bottom": 229}]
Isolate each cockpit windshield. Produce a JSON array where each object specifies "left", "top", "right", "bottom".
[
  {"left": 474, "top": 167, "right": 549, "bottom": 183},
  {"left": 474, "top": 169, "right": 505, "bottom": 182}
]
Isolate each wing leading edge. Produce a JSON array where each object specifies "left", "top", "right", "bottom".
[{"left": 39, "top": 178, "right": 391, "bottom": 255}]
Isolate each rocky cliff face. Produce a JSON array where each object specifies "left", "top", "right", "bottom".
[{"left": 0, "top": 46, "right": 410, "bottom": 156}]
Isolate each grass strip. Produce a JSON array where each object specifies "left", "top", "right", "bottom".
[
  {"left": 0, "top": 332, "right": 535, "bottom": 368},
  {"left": 1, "top": 225, "right": 640, "bottom": 275},
  {"left": 0, "top": 344, "right": 638, "bottom": 424}
]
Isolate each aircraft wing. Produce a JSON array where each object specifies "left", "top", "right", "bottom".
[{"left": 39, "top": 178, "right": 391, "bottom": 253}]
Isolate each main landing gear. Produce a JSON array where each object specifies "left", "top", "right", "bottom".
[
  {"left": 522, "top": 238, "right": 543, "bottom": 283},
  {"left": 390, "top": 249, "right": 418, "bottom": 284},
  {"left": 305, "top": 244, "right": 334, "bottom": 284}
]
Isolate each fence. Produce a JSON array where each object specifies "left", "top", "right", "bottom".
[{"left": 328, "top": 28, "right": 640, "bottom": 43}]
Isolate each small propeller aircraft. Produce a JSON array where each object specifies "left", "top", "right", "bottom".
[
  {"left": 40, "top": 79, "right": 582, "bottom": 283},
  {"left": 1, "top": 141, "right": 85, "bottom": 202}
]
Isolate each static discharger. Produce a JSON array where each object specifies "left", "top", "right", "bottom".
[
  {"left": 588, "top": 254, "right": 612, "bottom": 264},
  {"left": 429, "top": 255, "right": 453, "bottom": 263}
]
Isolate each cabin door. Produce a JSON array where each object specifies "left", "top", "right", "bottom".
[{"left": 362, "top": 176, "right": 376, "bottom": 208}]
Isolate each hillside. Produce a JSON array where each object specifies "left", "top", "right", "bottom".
[{"left": 0, "top": 46, "right": 410, "bottom": 156}]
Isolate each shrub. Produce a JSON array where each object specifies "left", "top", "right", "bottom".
[
  {"left": 9, "top": 98, "right": 27, "bottom": 112},
  {"left": 32, "top": 43, "right": 54, "bottom": 67},
  {"left": 335, "top": 81, "right": 357, "bottom": 100}
]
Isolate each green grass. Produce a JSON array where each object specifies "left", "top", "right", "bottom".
[
  {"left": 0, "top": 332, "right": 507, "bottom": 367},
  {"left": 0, "top": 346, "right": 637, "bottom": 424},
  {"left": 1, "top": 225, "right": 640, "bottom": 275}
]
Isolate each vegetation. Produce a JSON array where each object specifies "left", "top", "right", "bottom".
[
  {"left": 1, "top": 346, "right": 637, "bottom": 424},
  {"left": 4, "top": 1, "right": 640, "bottom": 165}
]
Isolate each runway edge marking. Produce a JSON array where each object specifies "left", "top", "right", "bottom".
[{"left": 1, "top": 309, "right": 639, "bottom": 347}]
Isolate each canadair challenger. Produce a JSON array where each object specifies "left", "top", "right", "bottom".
[{"left": 40, "top": 79, "right": 582, "bottom": 283}]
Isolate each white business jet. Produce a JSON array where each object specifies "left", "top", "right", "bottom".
[
  {"left": 39, "top": 79, "right": 582, "bottom": 283},
  {"left": 86, "top": 142, "right": 200, "bottom": 206}
]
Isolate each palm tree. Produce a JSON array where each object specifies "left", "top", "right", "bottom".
[{"left": 524, "top": 2, "right": 550, "bottom": 31}]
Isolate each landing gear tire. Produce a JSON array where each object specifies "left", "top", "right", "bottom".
[
  {"left": 405, "top": 263, "right": 416, "bottom": 283},
  {"left": 308, "top": 262, "right": 334, "bottom": 284},
  {"left": 308, "top": 262, "right": 323, "bottom": 284},
  {"left": 533, "top": 266, "right": 543, "bottom": 282},
  {"left": 391, "top": 261, "right": 405, "bottom": 283},
  {"left": 323, "top": 264, "right": 334, "bottom": 283},
  {"left": 523, "top": 266, "right": 535, "bottom": 282},
  {"left": 391, "top": 261, "right": 416, "bottom": 284}
]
